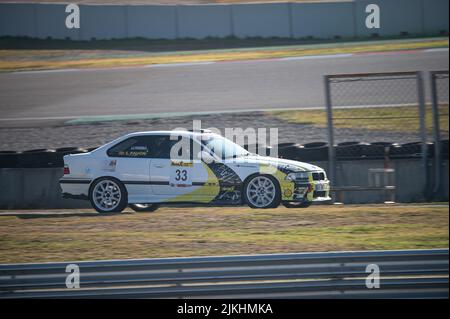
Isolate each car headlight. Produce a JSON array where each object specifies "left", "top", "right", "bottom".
[{"left": 285, "top": 172, "right": 310, "bottom": 181}]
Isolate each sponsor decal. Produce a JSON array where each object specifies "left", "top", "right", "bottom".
[
  {"left": 283, "top": 189, "right": 293, "bottom": 198},
  {"left": 102, "top": 159, "right": 117, "bottom": 172},
  {"left": 171, "top": 161, "right": 194, "bottom": 167}
]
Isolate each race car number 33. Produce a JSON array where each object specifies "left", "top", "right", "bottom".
[{"left": 170, "top": 166, "right": 193, "bottom": 187}]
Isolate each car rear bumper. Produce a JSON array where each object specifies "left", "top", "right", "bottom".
[
  {"left": 59, "top": 178, "right": 90, "bottom": 200},
  {"left": 62, "top": 192, "right": 89, "bottom": 201}
]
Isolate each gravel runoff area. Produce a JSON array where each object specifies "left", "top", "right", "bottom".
[{"left": 0, "top": 112, "right": 425, "bottom": 152}]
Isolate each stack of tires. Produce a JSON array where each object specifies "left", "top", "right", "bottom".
[
  {"left": 273, "top": 140, "right": 448, "bottom": 162},
  {"left": 244, "top": 143, "right": 274, "bottom": 156},
  {"left": 0, "top": 147, "right": 90, "bottom": 169},
  {"left": 277, "top": 142, "right": 329, "bottom": 162},
  {"left": 335, "top": 141, "right": 368, "bottom": 160}
]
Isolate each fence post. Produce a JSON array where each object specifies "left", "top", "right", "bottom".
[
  {"left": 324, "top": 75, "right": 336, "bottom": 190},
  {"left": 416, "top": 71, "right": 430, "bottom": 201},
  {"left": 430, "top": 71, "right": 442, "bottom": 197}
]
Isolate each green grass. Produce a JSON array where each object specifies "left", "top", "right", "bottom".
[
  {"left": 0, "top": 204, "right": 447, "bottom": 263},
  {"left": 269, "top": 105, "right": 449, "bottom": 135},
  {"left": 0, "top": 37, "right": 447, "bottom": 72}
]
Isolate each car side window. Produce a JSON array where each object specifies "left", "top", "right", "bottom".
[
  {"left": 107, "top": 135, "right": 201, "bottom": 160},
  {"left": 153, "top": 136, "right": 201, "bottom": 160},
  {"left": 107, "top": 137, "right": 152, "bottom": 158},
  {"left": 153, "top": 135, "right": 186, "bottom": 159}
]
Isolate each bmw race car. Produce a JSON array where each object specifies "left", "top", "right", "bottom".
[{"left": 60, "top": 130, "right": 331, "bottom": 213}]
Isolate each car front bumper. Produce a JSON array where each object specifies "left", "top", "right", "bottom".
[{"left": 291, "top": 180, "right": 331, "bottom": 203}]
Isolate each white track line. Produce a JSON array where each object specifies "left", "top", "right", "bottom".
[
  {"left": 424, "top": 48, "right": 449, "bottom": 53},
  {"left": 147, "top": 61, "right": 216, "bottom": 68},
  {"left": 279, "top": 53, "right": 354, "bottom": 61}
]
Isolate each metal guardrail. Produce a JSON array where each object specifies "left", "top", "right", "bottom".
[{"left": 0, "top": 249, "right": 448, "bottom": 299}]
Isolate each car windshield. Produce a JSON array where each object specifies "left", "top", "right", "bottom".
[{"left": 201, "top": 135, "right": 250, "bottom": 159}]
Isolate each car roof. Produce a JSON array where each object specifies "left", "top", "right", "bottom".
[{"left": 124, "top": 130, "right": 214, "bottom": 138}]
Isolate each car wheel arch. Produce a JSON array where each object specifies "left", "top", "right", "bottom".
[
  {"left": 88, "top": 176, "right": 129, "bottom": 202},
  {"left": 242, "top": 173, "right": 282, "bottom": 208}
]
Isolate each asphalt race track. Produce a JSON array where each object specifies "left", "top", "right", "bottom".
[{"left": 0, "top": 49, "right": 448, "bottom": 128}]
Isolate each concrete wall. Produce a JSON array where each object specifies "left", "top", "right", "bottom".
[
  {"left": 232, "top": 3, "right": 291, "bottom": 38},
  {"left": 79, "top": 5, "right": 127, "bottom": 40},
  {"left": 355, "top": 0, "right": 424, "bottom": 37},
  {"left": 291, "top": 2, "right": 355, "bottom": 39},
  {"left": 0, "top": 159, "right": 447, "bottom": 209},
  {"left": 313, "top": 159, "right": 449, "bottom": 204},
  {"left": 0, "top": 0, "right": 447, "bottom": 40},
  {"left": 0, "top": 3, "right": 36, "bottom": 37},
  {"left": 423, "top": 0, "right": 450, "bottom": 35},
  {"left": 0, "top": 168, "right": 88, "bottom": 209},
  {"left": 35, "top": 3, "right": 80, "bottom": 40},
  {"left": 127, "top": 5, "right": 177, "bottom": 39},
  {"left": 177, "top": 4, "right": 232, "bottom": 39}
]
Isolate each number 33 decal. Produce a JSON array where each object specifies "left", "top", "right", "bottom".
[{"left": 175, "top": 169, "right": 188, "bottom": 181}]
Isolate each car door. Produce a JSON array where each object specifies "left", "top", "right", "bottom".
[
  {"left": 106, "top": 136, "right": 153, "bottom": 203},
  {"left": 150, "top": 135, "right": 218, "bottom": 202}
]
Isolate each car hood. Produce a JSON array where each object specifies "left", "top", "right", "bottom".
[{"left": 231, "top": 155, "right": 323, "bottom": 172}]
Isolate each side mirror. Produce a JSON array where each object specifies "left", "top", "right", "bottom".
[{"left": 198, "top": 151, "right": 216, "bottom": 164}]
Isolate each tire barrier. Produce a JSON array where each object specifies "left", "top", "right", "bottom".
[
  {"left": 336, "top": 142, "right": 369, "bottom": 160},
  {"left": 0, "top": 151, "right": 22, "bottom": 168},
  {"left": 294, "top": 142, "right": 329, "bottom": 162},
  {"left": 244, "top": 144, "right": 274, "bottom": 157},
  {"left": 0, "top": 141, "right": 447, "bottom": 169},
  {"left": 362, "top": 142, "right": 394, "bottom": 159},
  {"left": 278, "top": 144, "right": 302, "bottom": 159},
  {"left": 441, "top": 139, "right": 449, "bottom": 158},
  {"left": 277, "top": 142, "right": 299, "bottom": 150},
  {"left": 17, "top": 149, "right": 59, "bottom": 168},
  {"left": 0, "top": 148, "right": 88, "bottom": 168}
]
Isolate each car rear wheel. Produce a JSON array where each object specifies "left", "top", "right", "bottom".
[
  {"left": 244, "top": 175, "right": 281, "bottom": 209},
  {"left": 89, "top": 177, "right": 128, "bottom": 213},
  {"left": 129, "top": 204, "right": 159, "bottom": 212}
]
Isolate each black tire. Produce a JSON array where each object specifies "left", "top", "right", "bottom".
[
  {"left": 244, "top": 174, "right": 281, "bottom": 209},
  {"left": 89, "top": 177, "right": 128, "bottom": 214},
  {"left": 0, "top": 151, "right": 21, "bottom": 168},
  {"left": 129, "top": 204, "right": 159, "bottom": 212},
  {"left": 336, "top": 142, "right": 368, "bottom": 160},
  {"left": 18, "top": 149, "right": 58, "bottom": 168},
  {"left": 283, "top": 201, "right": 312, "bottom": 208},
  {"left": 296, "top": 142, "right": 329, "bottom": 161}
]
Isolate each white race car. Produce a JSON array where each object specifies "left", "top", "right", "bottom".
[{"left": 60, "top": 130, "right": 331, "bottom": 213}]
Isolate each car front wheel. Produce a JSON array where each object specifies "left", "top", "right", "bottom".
[
  {"left": 89, "top": 177, "right": 128, "bottom": 213},
  {"left": 244, "top": 175, "right": 281, "bottom": 209}
]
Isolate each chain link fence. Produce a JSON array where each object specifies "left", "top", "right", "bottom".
[
  {"left": 325, "top": 71, "right": 428, "bottom": 158},
  {"left": 324, "top": 71, "right": 433, "bottom": 201},
  {"left": 325, "top": 70, "right": 449, "bottom": 202}
]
